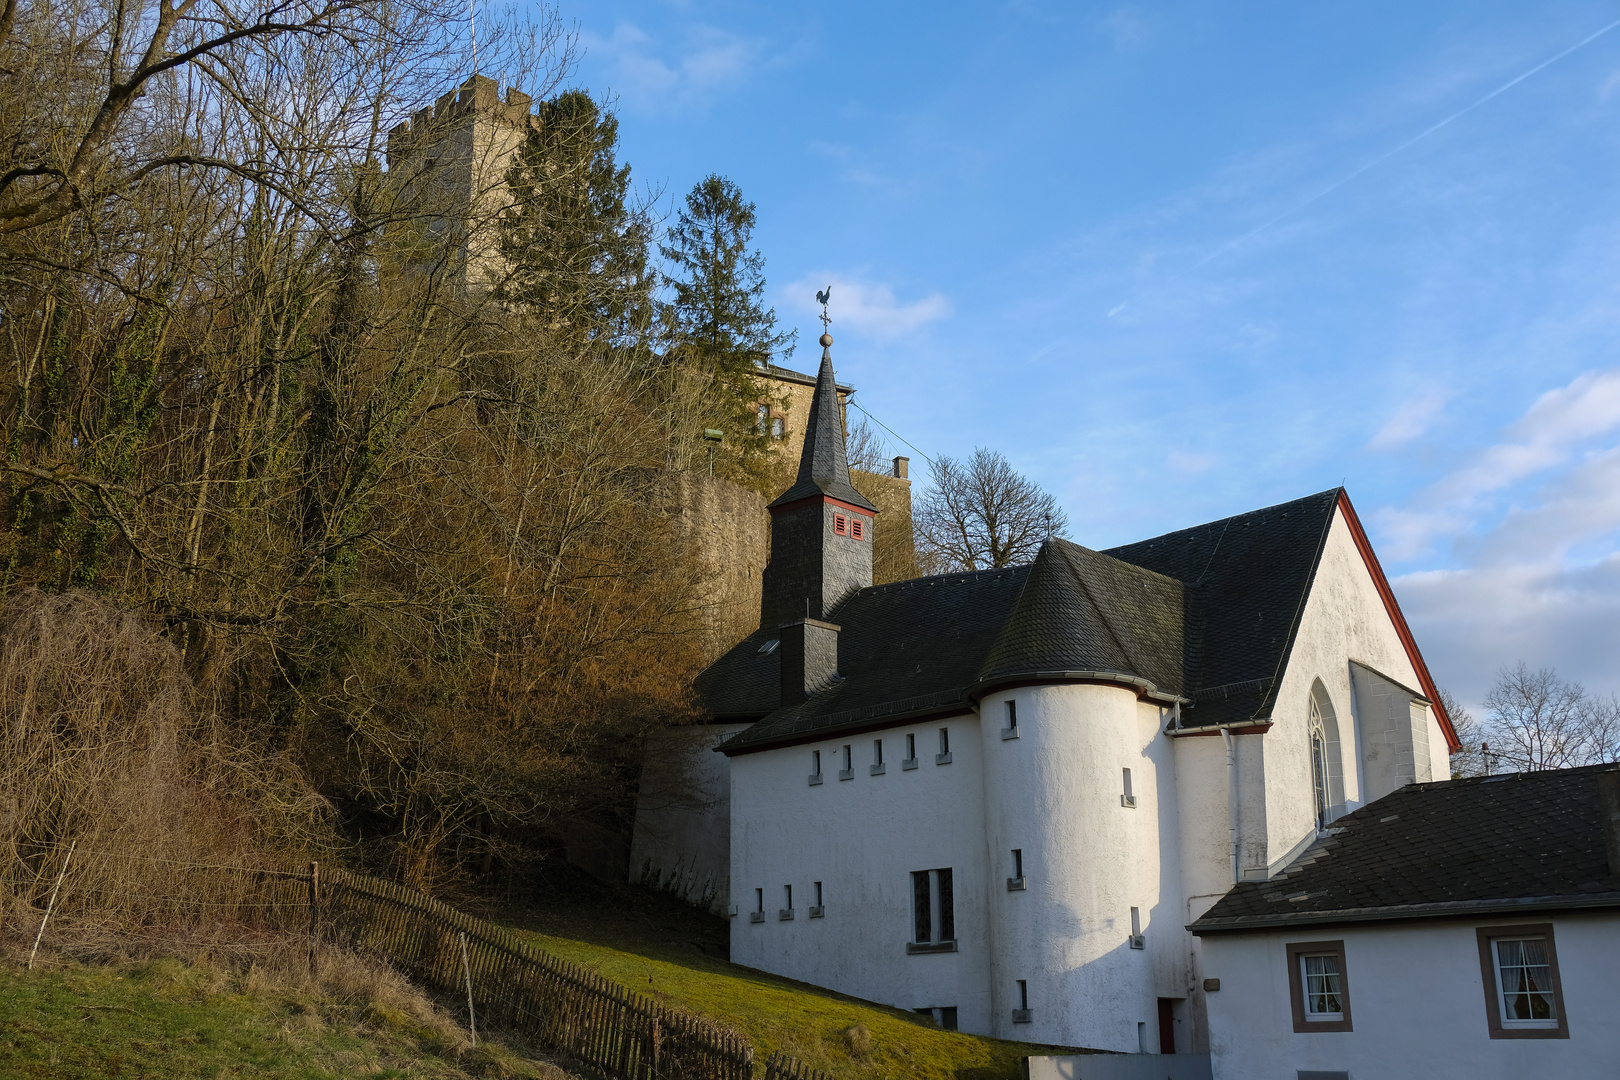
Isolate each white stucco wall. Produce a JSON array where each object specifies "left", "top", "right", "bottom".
[
  {"left": 728, "top": 712, "right": 994, "bottom": 1031},
  {"left": 1265, "top": 509, "right": 1452, "bottom": 870},
  {"left": 1201, "top": 913, "right": 1620, "bottom": 1079},
  {"left": 978, "top": 685, "right": 1186, "bottom": 1052},
  {"left": 629, "top": 723, "right": 751, "bottom": 913}
]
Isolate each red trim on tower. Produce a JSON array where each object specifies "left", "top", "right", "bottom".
[
  {"left": 767, "top": 493, "right": 879, "bottom": 517},
  {"left": 1336, "top": 490, "right": 1461, "bottom": 752}
]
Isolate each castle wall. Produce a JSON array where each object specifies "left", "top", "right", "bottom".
[
  {"left": 628, "top": 722, "right": 752, "bottom": 914},
  {"left": 656, "top": 471, "right": 770, "bottom": 661}
]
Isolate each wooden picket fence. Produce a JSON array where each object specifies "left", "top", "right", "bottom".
[
  {"left": 763, "top": 1050, "right": 835, "bottom": 1080},
  {"left": 286, "top": 864, "right": 834, "bottom": 1080}
]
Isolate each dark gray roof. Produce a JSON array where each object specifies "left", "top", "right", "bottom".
[
  {"left": 1105, "top": 488, "right": 1341, "bottom": 729},
  {"left": 1191, "top": 764, "right": 1620, "bottom": 934},
  {"left": 766, "top": 348, "right": 877, "bottom": 512},
  {"left": 707, "top": 489, "right": 1356, "bottom": 754},
  {"left": 701, "top": 565, "right": 1030, "bottom": 740}
]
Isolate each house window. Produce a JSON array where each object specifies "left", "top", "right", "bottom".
[
  {"left": 1122, "top": 767, "right": 1137, "bottom": 808},
  {"left": 833, "top": 513, "right": 848, "bottom": 535},
  {"left": 1286, "top": 940, "right": 1352, "bottom": 1033},
  {"left": 936, "top": 727, "right": 952, "bottom": 764},
  {"left": 907, "top": 869, "right": 955, "bottom": 953},
  {"left": 1129, "top": 906, "right": 1144, "bottom": 948},
  {"left": 1477, "top": 924, "right": 1568, "bottom": 1039},
  {"left": 839, "top": 744, "right": 854, "bottom": 780},
  {"left": 756, "top": 405, "right": 769, "bottom": 435},
  {"left": 871, "top": 738, "right": 886, "bottom": 775},
  {"left": 771, "top": 416, "right": 784, "bottom": 440},
  {"left": 851, "top": 517, "right": 865, "bottom": 540},
  {"left": 1008, "top": 849, "right": 1025, "bottom": 891}
]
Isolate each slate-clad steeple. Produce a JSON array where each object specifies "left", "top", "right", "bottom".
[{"left": 760, "top": 334, "right": 878, "bottom": 630}]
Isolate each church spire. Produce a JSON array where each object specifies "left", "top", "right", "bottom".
[
  {"left": 767, "top": 333, "right": 877, "bottom": 513},
  {"left": 759, "top": 330, "right": 877, "bottom": 630}
]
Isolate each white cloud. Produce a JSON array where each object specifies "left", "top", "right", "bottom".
[
  {"left": 783, "top": 274, "right": 950, "bottom": 342},
  {"left": 1367, "top": 388, "right": 1453, "bottom": 450},
  {"left": 1375, "top": 368, "right": 1620, "bottom": 558},
  {"left": 582, "top": 22, "right": 758, "bottom": 112}
]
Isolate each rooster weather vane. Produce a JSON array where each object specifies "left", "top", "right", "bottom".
[{"left": 815, "top": 285, "right": 832, "bottom": 335}]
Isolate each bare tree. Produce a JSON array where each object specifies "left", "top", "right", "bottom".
[
  {"left": 1439, "top": 688, "right": 1488, "bottom": 778},
  {"left": 1480, "top": 664, "right": 1618, "bottom": 772},
  {"left": 915, "top": 447, "right": 1068, "bottom": 572}
]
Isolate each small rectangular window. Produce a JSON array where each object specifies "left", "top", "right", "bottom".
[
  {"left": 1478, "top": 925, "right": 1567, "bottom": 1038},
  {"left": 909, "top": 868, "right": 955, "bottom": 947},
  {"left": 1013, "top": 849, "right": 1023, "bottom": 879},
  {"left": 851, "top": 517, "right": 865, "bottom": 540},
  {"left": 906, "top": 733, "right": 916, "bottom": 759},
  {"left": 874, "top": 739, "right": 883, "bottom": 765},
  {"left": 771, "top": 416, "right": 784, "bottom": 439},
  {"left": 1122, "top": 767, "right": 1136, "bottom": 807},
  {"left": 833, "top": 513, "right": 848, "bottom": 535},
  {"left": 940, "top": 728, "right": 950, "bottom": 754},
  {"left": 813, "top": 750, "right": 821, "bottom": 773},
  {"left": 1129, "top": 906, "right": 1144, "bottom": 948},
  {"left": 1006, "top": 700, "right": 1017, "bottom": 727},
  {"left": 1286, "top": 940, "right": 1353, "bottom": 1033},
  {"left": 1018, "top": 980, "right": 1029, "bottom": 1010},
  {"left": 784, "top": 884, "right": 793, "bottom": 910},
  {"left": 755, "top": 888, "right": 763, "bottom": 913},
  {"left": 815, "top": 881, "right": 823, "bottom": 907}
]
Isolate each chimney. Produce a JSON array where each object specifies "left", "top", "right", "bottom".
[
  {"left": 1598, "top": 770, "right": 1620, "bottom": 880},
  {"left": 779, "top": 619, "right": 840, "bottom": 704},
  {"left": 892, "top": 456, "right": 909, "bottom": 480}
]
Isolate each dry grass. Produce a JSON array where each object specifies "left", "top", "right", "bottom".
[{"left": 2, "top": 933, "right": 577, "bottom": 1079}]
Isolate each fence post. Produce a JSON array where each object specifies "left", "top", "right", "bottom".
[
  {"left": 460, "top": 930, "right": 477, "bottom": 1046},
  {"left": 649, "top": 1016, "right": 660, "bottom": 1080},
  {"left": 26, "top": 840, "right": 76, "bottom": 972},
  {"left": 307, "top": 861, "right": 320, "bottom": 975}
]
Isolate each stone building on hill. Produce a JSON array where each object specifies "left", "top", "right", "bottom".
[{"left": 633, "top": 334, "right": 1461, "bottom": 1055}]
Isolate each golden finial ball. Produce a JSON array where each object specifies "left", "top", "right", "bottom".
[{"left": 819, "top": 333, "right": 833, "bottom": 348}]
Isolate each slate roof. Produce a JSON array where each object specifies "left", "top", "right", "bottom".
[
  {"left": 766, "top": 347, "right": 877, "bottom": 512},
  {"left": 1190, "top": 764, "right": 1620, "bottom": 933},
  {"left": 706, "top": 489, "right": 1359, "bottom": 754},
  {"left": 1105, "top": 489, "right": 1340, "bottom": 729}
]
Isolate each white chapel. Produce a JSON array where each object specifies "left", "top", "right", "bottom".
[{"left": 633, "top": 335, "right": 1459, "bottom": 1054}]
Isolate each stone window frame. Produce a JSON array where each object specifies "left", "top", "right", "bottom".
[
  {"left": 1286, "top": 939, "right": 1353, "bottom": 1033},
  {"left": 1475, "top": 923, "right": 1569, "bottom": 1040}
]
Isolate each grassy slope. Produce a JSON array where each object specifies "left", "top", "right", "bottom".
[
  {"left": 493, "top": 882, "right": 1081, "bottom": 1080},
  {"left": 0, "top": 956, "right": 564, "bottom": 1080}
]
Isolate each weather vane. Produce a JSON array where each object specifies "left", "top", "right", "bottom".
[{"left": 815, "top": 285, "right": 832, "bottom": 335}]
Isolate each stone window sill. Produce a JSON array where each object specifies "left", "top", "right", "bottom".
[
  {"left": 749, "top": 911, "right": 765, "bottom": 924},
  {"left": 935, "top": 752, "right": 953, "bottom": 765},
  {"left": 808, "top": 906, "right": 825, "bottom": 918},
  {"left": 808, "top": 773, "right": 823, "bottom": 786},
  {"left": 1000, "top": 726, "right": 1020, "bottom": 741},
  {"left": 1121, "top": 794, "right": 1136, "bottom": 808},
  {"left": 870, "top": 763, "right": 886, "bottom": 776},
  {"left": 838, "top": 769, "right": 854, "bottom": 781},
  {"left": 905, "top": 940, "right": 958, "bottom": 955},
  {"left": 902, "top": 758, "right": 919, "bottom": 770},
  {"left": 1006, "top": 876, "right": 1026, "bottom": 892},
  {"left": 1011, "top": 1009, "right": 1032, "bottom": 1024},
  {"left": 779, "top": 909, "right": 794, "bottom": 921}
]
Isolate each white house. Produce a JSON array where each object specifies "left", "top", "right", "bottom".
[
  {"left": 1190, "top": 763, "right": 1620, "bottom": 1078},
  {"left": 646, "top": 335, "right": 1460, "bottom": 1053}
]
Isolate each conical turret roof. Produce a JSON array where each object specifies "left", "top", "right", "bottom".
[{"left": 767, "top": 340, "right": 878, "bottom": 512}]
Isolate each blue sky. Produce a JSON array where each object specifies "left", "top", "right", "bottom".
[{"left": 537, "top": 0, "right": 1620, "bottom": 710}]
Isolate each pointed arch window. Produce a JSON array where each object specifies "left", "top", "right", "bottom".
[{"left": 1308, "top": 682, "right": 1345, "bottom": 830}]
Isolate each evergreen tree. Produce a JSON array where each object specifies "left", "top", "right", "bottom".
[
  {"left": 498, "top": 91, "right": 654, "bottom": 351},
  {"left": 660, "top": 175, "right": 795, "bottom": 487}
]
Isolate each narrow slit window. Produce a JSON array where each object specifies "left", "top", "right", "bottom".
[
  {"left": 1122, "top": 768, "right": 1136, "bottom": 807},
  {"left": 842, "top": 745, "right": 852, "bottom": 770},
  {"left": 784, "top": 884, "right": 792, "bottom": 910},
  {"left": 755, "top": 888, "right": 763, "bottom": 913},
  {"left": 1013, "top": 849, "right": 1023, "bottom": 879},
  {"left": 1017, "top": 980, "right": 1029, "bottom": 1010},
  {"left": 874, "top": 739, "right": 883, "bottom": 765},
  {"left": 906, "top": 733, "right": 916, "bottom": 760},
  {"left": 812, "top": 750, "right": 821, "bottom": 774},
  {"left": 814, "top": 881, "right": 823, "bottom": 907},
  {"left": 939, "top": 728, "right": 950, "bottom": 755},
  {"left": 1006, "top": 700, "right": 1018, "bottom": 728}
]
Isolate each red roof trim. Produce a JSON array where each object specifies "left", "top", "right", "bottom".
[
  {"left": 767, "top": 493, "right": 878, "bottom": 518},
  {"left": 1336, "top": 490, "right": 1460, "bottom": 752}
]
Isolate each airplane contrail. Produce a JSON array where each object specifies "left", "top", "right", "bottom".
[{"left": 1188, "top": 15, "right": 1620, "bottom": 272}]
